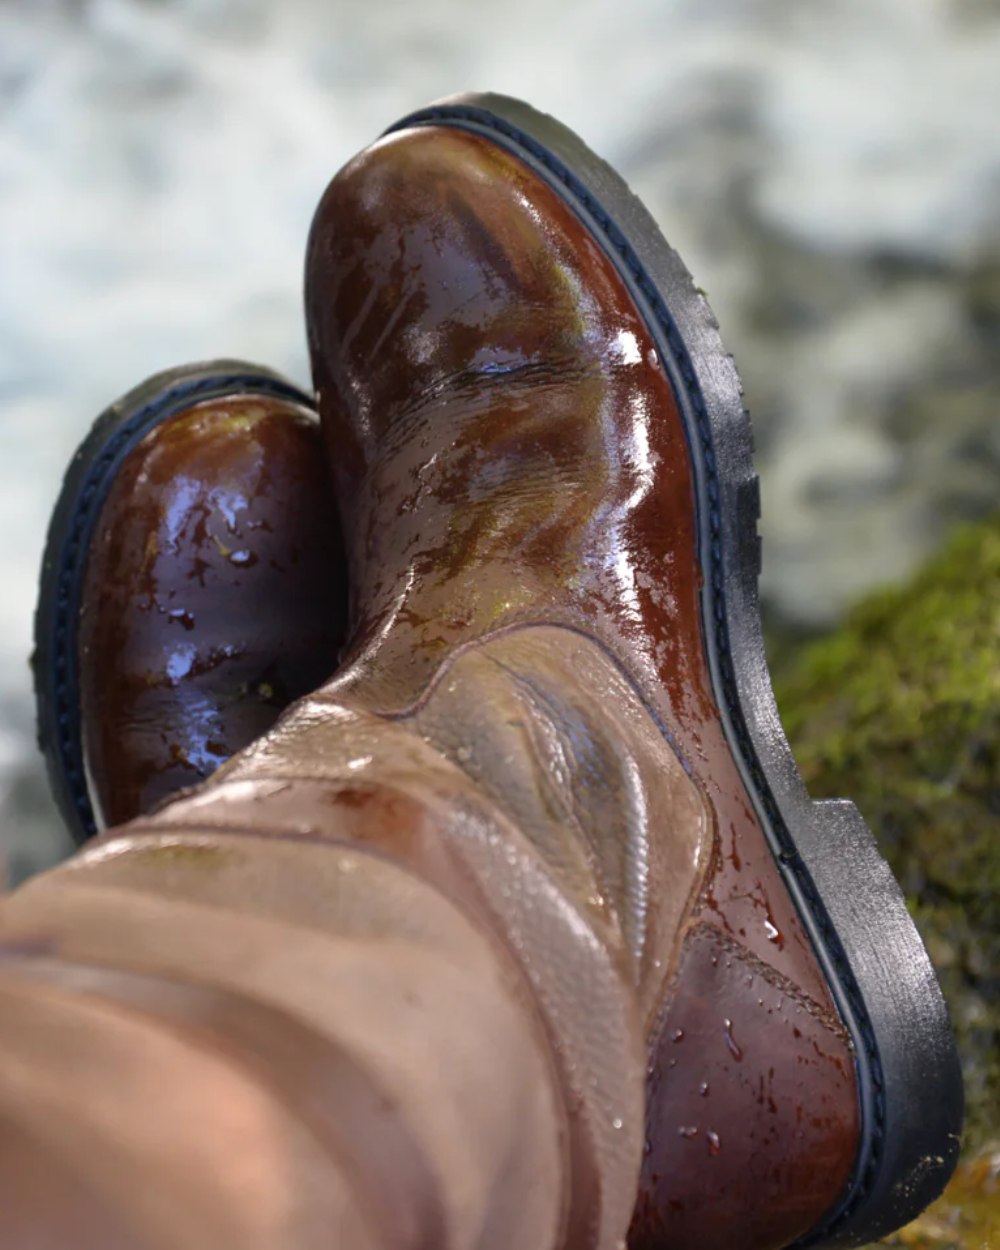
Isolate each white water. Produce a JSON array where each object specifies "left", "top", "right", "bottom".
[{"left": 2, "top": 0, "right": 998, "bottom": 874}]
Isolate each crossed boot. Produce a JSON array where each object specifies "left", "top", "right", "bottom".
[{"left": 8, "top": 95, "right": 961, "bottom": 1250}]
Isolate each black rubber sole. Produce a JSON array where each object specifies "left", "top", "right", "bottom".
[
  {"left": 386, "top": 94, "right": 964, "bottom": 1246},
  {"left": 32, "top": 360, "right": 316, "bottom": 846}
]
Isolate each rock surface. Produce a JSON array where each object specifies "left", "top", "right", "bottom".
[{"left": 774, "top": 512, "right": 1000, "bottom": 1248}]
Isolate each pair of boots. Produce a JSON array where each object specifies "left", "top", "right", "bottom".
[{"left": 10, "top": 95, "right": 961, "bottom": 1250}]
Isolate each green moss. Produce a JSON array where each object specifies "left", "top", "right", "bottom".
[{"left": 774, "top": 512, "right": 1000, "bottom": 1152}]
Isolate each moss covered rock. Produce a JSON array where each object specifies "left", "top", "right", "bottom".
[
  {"left": 775, "top": 511, "right": 999, "bottom": 1143},
  {"left": 773, "top": 511, "right": 999, "bottom": 1247}
]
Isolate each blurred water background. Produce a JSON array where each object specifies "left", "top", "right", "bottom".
[{"left": 1, "top": 0, "right": 999, "bottom": 881}]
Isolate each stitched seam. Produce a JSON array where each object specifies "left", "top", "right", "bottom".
[
  {"left": 48, "top": 373, "right": 309, "bottom": 841},
  {"left": 688, "top": 920, "right": 851, "bottom": 1042},
  {"left": 316, "top": 618, "right": 689, "bottom": 770},
  {"left": 398, "top": 103, "right": 885, "bottom": 1237}
]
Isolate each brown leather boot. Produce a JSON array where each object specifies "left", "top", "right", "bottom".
[
  {"left": 4, "top": 98, "right": 961, "bottom": 1250},
  {"left": 33, "top": 362, "right": 348, "bottom": 841},
  {"left": 298, "top": 96, "right": 962, "bottom": 1248}
]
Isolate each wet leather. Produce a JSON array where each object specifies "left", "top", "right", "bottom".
[
  {"left": 635, "top": 924, "right": 857, "bottom": 1250},
  {"left": 305, "top": 125, "right": 860, "bottom": 1248},
  {"left": 308, "top": 127, "right": 833, "bottom": 995},
  {"left": 79, "top": 394, "right": 347, "bottom": 826},
  {"left": 0, "top": 122, "right": 861, "bottom": 1250},
  {"left": 401, "top": 626, "right": 711, "bottom": 1022}
]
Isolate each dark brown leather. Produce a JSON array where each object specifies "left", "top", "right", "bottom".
[
  {"left": 636, "top": 924, "right": 858, "bottom": 1250},
  {"left": 305, "top": 125, "right": 859, "bottom": 1249},
  {"left": 0, "top": 122, "right": 861, "bottom": 1250},
  {"left": 79, "top": 394, "right": 347, "bottom": 825}
]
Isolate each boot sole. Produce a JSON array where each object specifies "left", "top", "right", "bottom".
[
  {"left": 33, "top": 361, "right": 316, "bottom": 845},
  {"left": 387, "top": 94, "right": 963, "bottom": 1247}
]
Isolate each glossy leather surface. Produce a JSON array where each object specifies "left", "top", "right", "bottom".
[
  {"left": 635, "top": 923, "right": 858, "bottom": 1250},
  {"left": 307, "top": 127, "right": 829, "bottom": 989},
  {"left": 79, "top": 395, "right": 347, "bottom": 826},
  {"left": 0, "top": 122, "right": 862, "bottom": 1250},
  {"left": 305, "top": 126, "right": 859, "bottom": 1248}
]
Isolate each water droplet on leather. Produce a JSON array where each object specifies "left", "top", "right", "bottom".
[
  {"left": 707, "top": 1130, "right": 721, "bottom": 1156},
  {"left": 167, "top": 608, "right": 195, "bottom": 631},
  {"left": 165, "top": 644, "right": 196, "bottom": 683},
  {"left": 671, "top": 1028, "right": 684, "bottom": 1043},
  {"left": 228, "top": 549, "right": 257, "bottom": 568},
  {"left": 723, "top": 1018, "right": 743, "bottom": 1061},
  {"left": 612, "top": 1117, "right": 623, "bottom": 1130},
  {"left": 698, "top": 1081, "right": 710, "bottom": 1097},
  {"left": 678, "top": 1125, "right": 698, "bottom": 1139}
]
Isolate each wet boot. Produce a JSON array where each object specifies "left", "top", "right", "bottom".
[
  {"left": 2, "top": 97, "right": 961, "bottom": 1250},
  {"left": 33, "top": 362, "right": 348, "bottom": 841}
]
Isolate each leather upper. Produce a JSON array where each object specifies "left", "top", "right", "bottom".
[
  {"left": 305, "top": 125, "right": 860, "bottom": 1250},
  {"left": 79, "top": 394, "right": 347, "bottom": 825}
]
